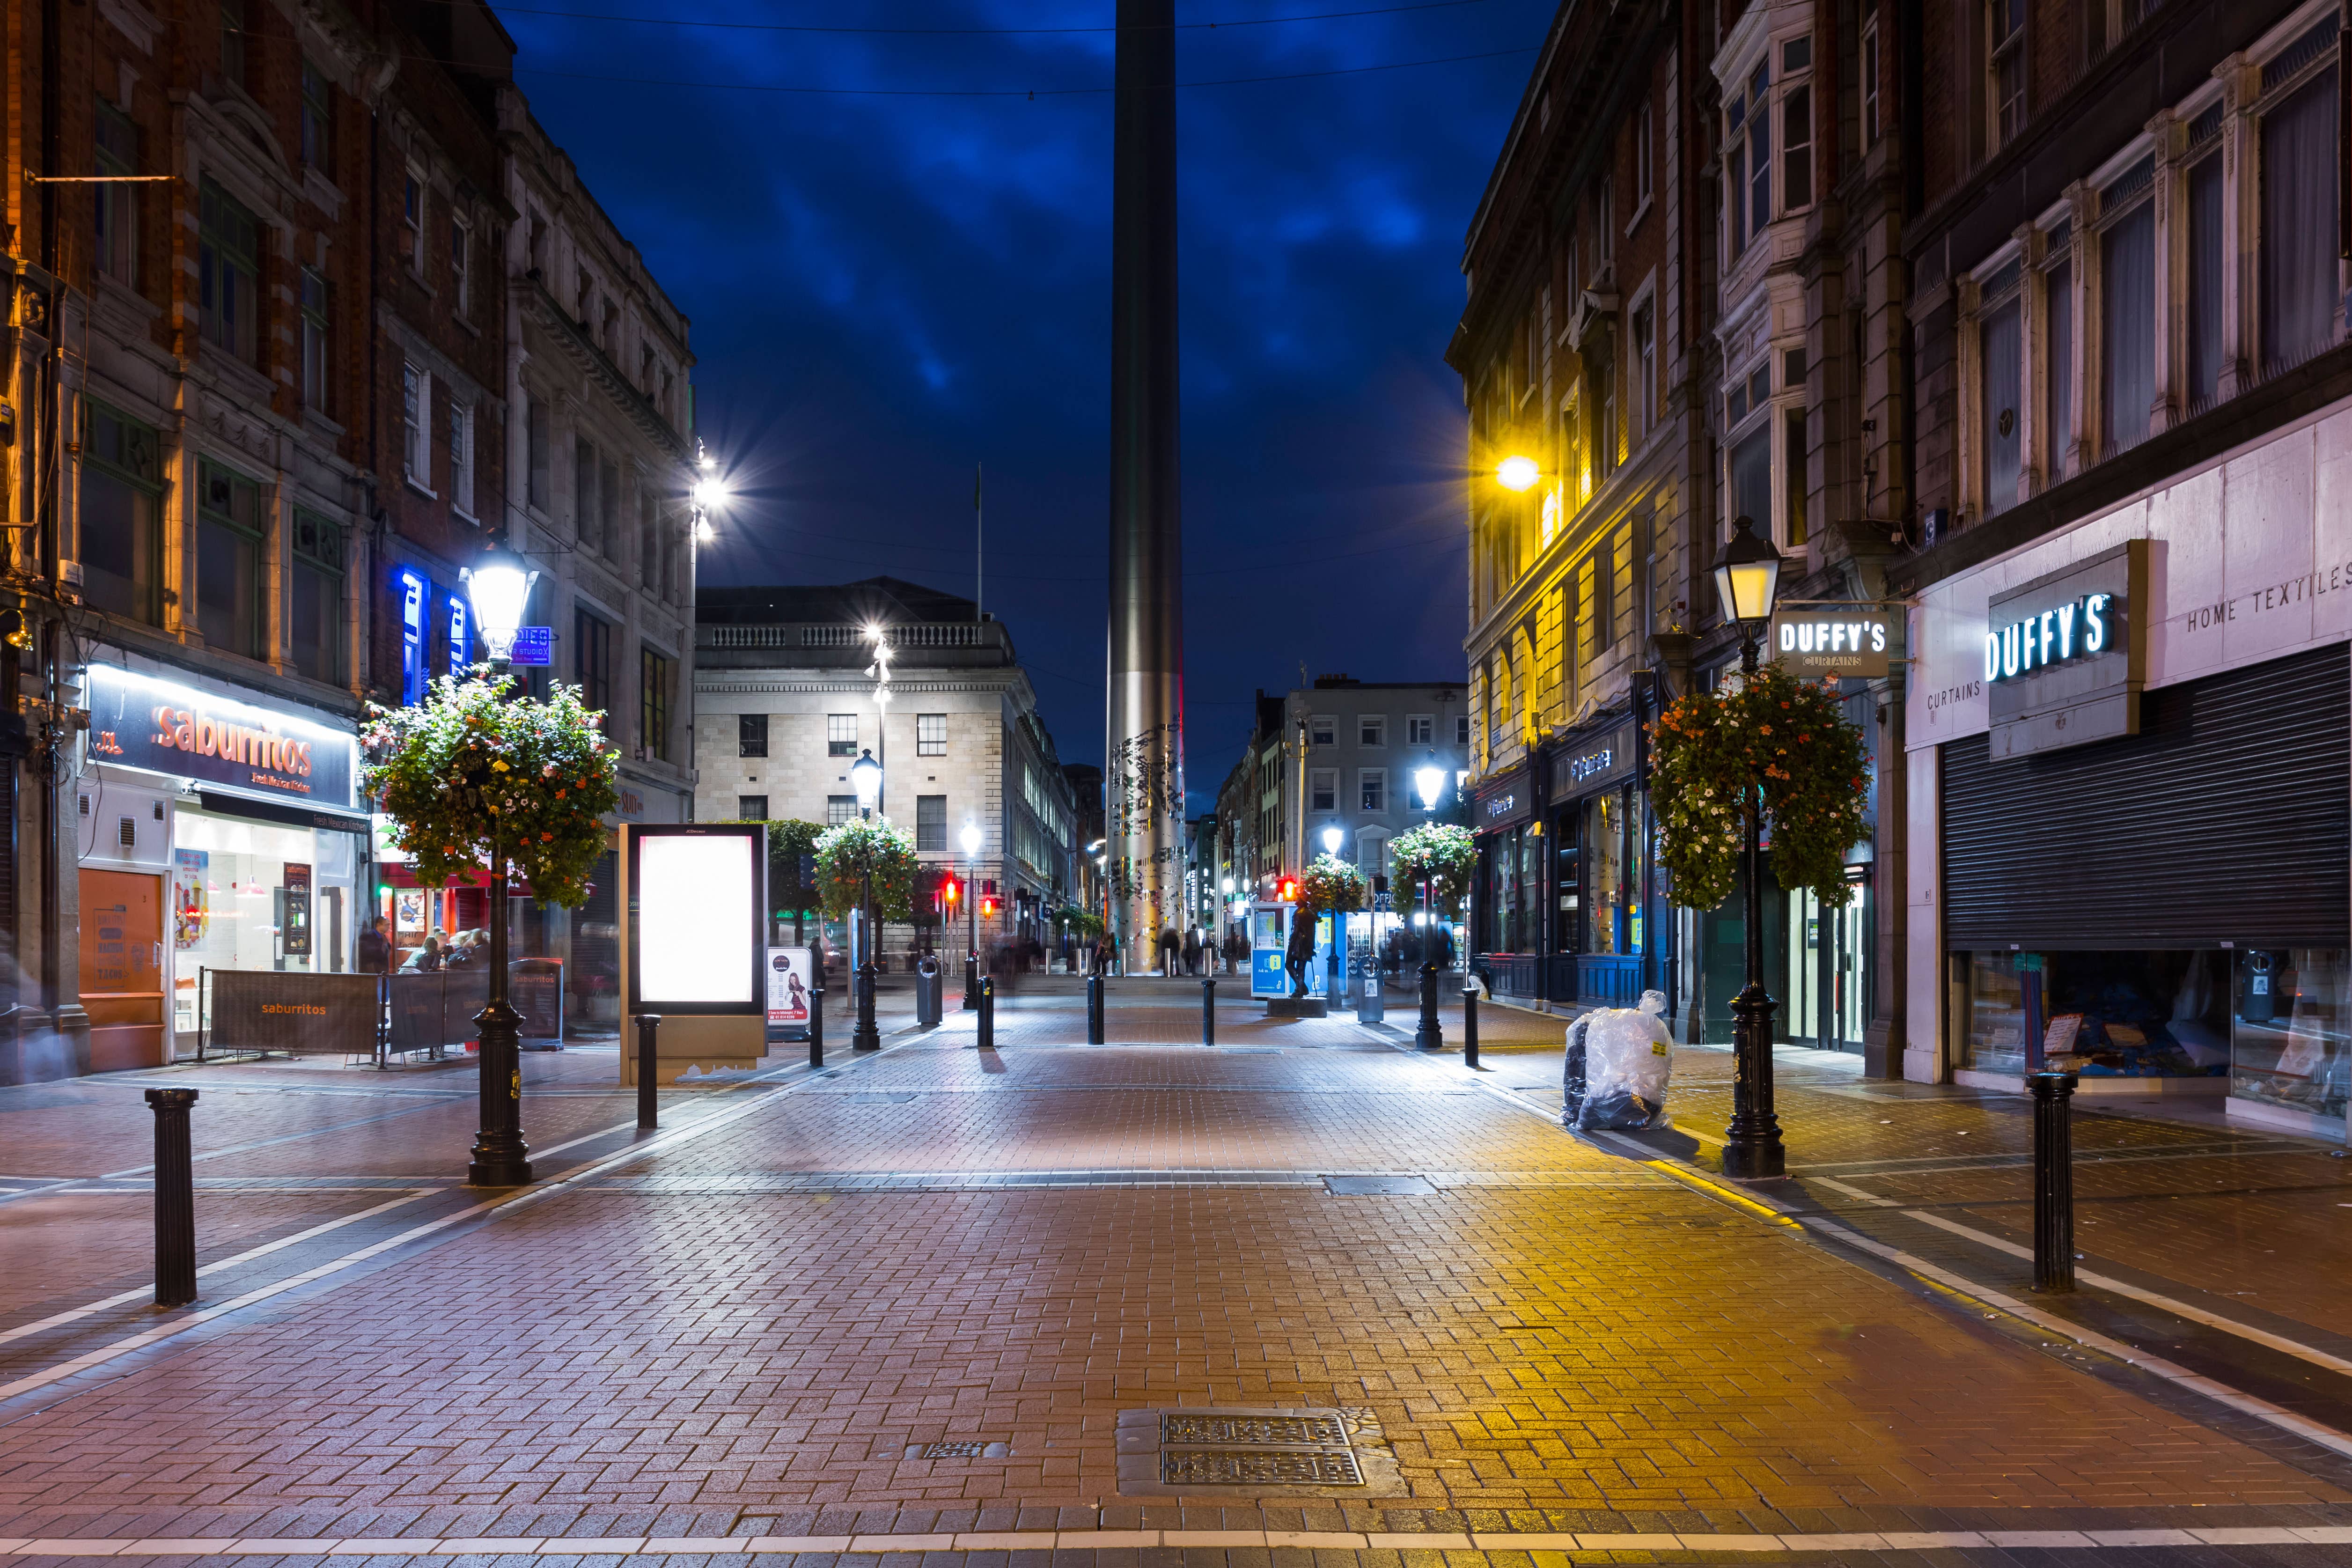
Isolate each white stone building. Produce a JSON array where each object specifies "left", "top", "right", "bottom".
[{"left": 693, "top": 579, "right": 1082, "bottom": 957}]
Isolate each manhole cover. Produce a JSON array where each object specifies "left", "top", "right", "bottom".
[
  {"left": 911, "top": 1439, "right": 1007, "bottom": 1459},
  {"left": 1323, "top": 1175, "right": 1433, "bottom": 1194},
  {"left": 1116, "top": 1406, "right": 1399, "bottom": 1496}
]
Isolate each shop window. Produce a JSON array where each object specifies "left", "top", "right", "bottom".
[
  {"left": 739, "top": 713, "right": 768, "bottom": 758},
  {"left": 1587, "top": 791, "right": 1626, "bottom": 955},
  {"left": 79, "top": 402, "right": 163, "bottom": 626},
  {"left": 1980, "top": 288, "right": 2021, "bottom": 515},
  {"left": 738, "top": 794, "right": 769, "bottom": 821},
  {"left": 1962, "top": 950, "right": 2234, "bottom": 1079},
  {"left": 2099, "top": 162, "right": 2155, "bottom": 457},
  {"left": 916, "top": 794, "right": 947, "bottom": 852},
  {"left": 573, "top": 607, "right": 612, "bottom": 714},
  {"left": 2258, "top": 66, "right": 2341, "bottom": 380},
  {"left": 1309, "top": 769, "right": 1337, "bottom": 812},
  {"left": 95, "top": 98, "right": 138, "bottom": 287},
  {"left": 918, "top": 712, "right": 946, "bottom": 755},
  {"left": 639, "top": 646, "right": 673, "bottom": 762},
  {"left": 2230, "top": 950, "right": 2350, "bottom": 1121},
  {"left": 827, "top": 713, "right": 857, "bottom": 756},
  {"left": 173, "top": 810, "right": 361, "bottom": 991},
  {"left": 198, "top": 178, "right": 258, "bottom": 365},
  {"left": 196, "top": 459, "right": 264, "bottom": 660},
  {"left": 1553, "top": 812, "right": 1582, "bottom": 952},
  {"left": 289, "top": 512, "right": 344, "bottom": 685}
]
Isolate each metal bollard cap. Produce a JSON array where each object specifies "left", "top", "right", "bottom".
[{"left": 145, "top": 1087, "right": 199, "bottom": 1108}]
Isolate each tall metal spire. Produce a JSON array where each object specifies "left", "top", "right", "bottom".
[{"left": 1106, "top": 0, "right": 1185, "bottom": 968}]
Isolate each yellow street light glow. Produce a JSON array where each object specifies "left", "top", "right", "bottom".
[{"left": 1495, "top": 455, "right": 1541, "bottom": 492}]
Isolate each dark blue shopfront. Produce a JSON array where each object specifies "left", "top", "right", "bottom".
[{"left": 1471, "top": 716, "right": 1661, "bottom": 1013}]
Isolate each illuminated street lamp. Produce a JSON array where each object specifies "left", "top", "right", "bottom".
[
  {"left": 1412, "top": 760, "right": 1447, "bottom": 1052},
  {"left": 458, "top": 536, "right": 540, "bottom": 1187},
  {"left": 1320, "top": 825, "right": 1345, "bottom": 1004},
  {"left": 1713, "top": 514, "right": 1786, "bottom": 1179},
  {"left": 959, "top": 819, "right": 983, "bottom": 1007},
  {"left": 850, "top": 748, "right": 883, "bottom": 1051},
  {"left": 1495, "top": 455, "right": 1542, "bottom": 492}
]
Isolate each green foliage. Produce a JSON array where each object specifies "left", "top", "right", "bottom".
[
  {"left": 813, "top": 817, "right": 919, "bottom": 921},
  {"left": 764, "top": 818, "right": 826, "bottom": 916},
  {"left": 1389, "top": 821, "right": 1476, "bottom": 910},
  {"left": 1056, "top": 905, "right": 1104, "bottom": 936},
  {"left": 1648, "top": 661, "right": 1871, "bottom": 910},
  {"left": 1299, "top": 854, "right": 1367, "bottom": 916},
  {"left": 361, "top": 672, "right": 618, "bottom": 908}
]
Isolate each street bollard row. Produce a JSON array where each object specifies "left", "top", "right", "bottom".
[
  {"left": 1087, "top": 972, "right": 1105, "bottom": 1045},
  {"left": 1202, "top": 976, "right": 1215, "bottom": 1046},
  {"left": 1462, "top": 985, "right": 1479, "bottom": 1069},
  {"left": 809, "top": 984, "right": 825, "bottom": 1069},
  {"left": 146, "top": 1088, "right": 198, "bottom": 1309},
  {"left": 633, "top": 1014, "right": 660, "bottom": 1131},
  {"left": 2031, "top": 1068, "right": 2078, "bottom": 1293},
  {"left": 977, "top": 976, "right": 996, "bottom": 1050}
]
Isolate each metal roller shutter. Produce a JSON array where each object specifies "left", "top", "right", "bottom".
[{"left": 1941, "top": 643, "right": 2349, "bottom": 950}]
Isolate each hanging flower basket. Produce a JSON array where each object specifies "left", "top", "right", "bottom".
[
  {"left": 361, "top": 672, "right": 619, "bottom": 908},
  {"left": 1299, "top": 854, "right": 1368, "bottom": 917},
  {"left": 1648, "top": 661, "right": 1870, "bottom": 911},
  {"left": 1389, "top": 820, "right": 1476, "bottom": 911},
  {"left": 813, "top": 818, "right": 919, "bottom": 922}
]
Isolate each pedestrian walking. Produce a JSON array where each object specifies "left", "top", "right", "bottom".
[
  {"left": 1283, "top": 912, "right": 1314, "bottom": 997},
  {"left": 1158, "top": 925, "right": 1181, "bottom": 976},
  {"left": 359, "top": 916, "right": 393, "bottom": 975},
  {"left": 1183, "top": 927, "right": 1201, "bottom": 975}
]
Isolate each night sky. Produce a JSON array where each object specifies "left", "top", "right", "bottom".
[{"left": 497, "top": 0, "right": 1555, "bottom": 809}]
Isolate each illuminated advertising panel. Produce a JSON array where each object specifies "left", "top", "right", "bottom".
[{"left": 626, "top": 824, "right": 764, "bottom": 1013}]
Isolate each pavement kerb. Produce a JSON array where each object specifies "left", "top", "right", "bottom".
[{"left": 6, "top": 1526, "right": 2352, "bottom": 1555}]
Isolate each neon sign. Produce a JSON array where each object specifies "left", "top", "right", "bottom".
[{"left": 1985, "top": 592, "right": 2113, "bottom": 683}]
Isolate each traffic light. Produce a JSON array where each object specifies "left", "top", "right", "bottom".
[
  {"left": 981, "top": 894, "right": 999, "bottom": 918},
  {"left": 942, "top": 875, "right": 960, "bottom": 906},
  {"left": 1278, "top": 877, "right": 1298, "bottom": 903}
]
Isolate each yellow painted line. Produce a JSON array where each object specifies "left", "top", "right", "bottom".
[{"left": 1637, "top": 1159, "right": 1802, "bottom": 1228}]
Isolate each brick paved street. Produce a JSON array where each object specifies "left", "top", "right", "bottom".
[{"left": 1, "top": 987, "right": 2349, "bottom": 1565}]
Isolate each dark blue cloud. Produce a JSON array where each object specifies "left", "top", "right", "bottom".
[{"left": 500, "top": 0, "right": 1551, "bottom": 806}]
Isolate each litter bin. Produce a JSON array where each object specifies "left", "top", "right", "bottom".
[
  {"left": 1355, "top": 956, "right": 1383, "bottom": 1022},
  {"left": 914, "top": 955, "right": 944, "bottom": 1028}
]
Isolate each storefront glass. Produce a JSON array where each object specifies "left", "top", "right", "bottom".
[
  {"left": 170, "top": 808, "right": 360, "bottom": 1036},
  {"left": 1586, "top": 792, "right": 1624, "bottom": 954},
  {"left": 1961, "top": 949, "right": 2233, "bottom": 1079},
  {"left": 2228, "top": 949, "right": 2350, "bottom": 1120}
]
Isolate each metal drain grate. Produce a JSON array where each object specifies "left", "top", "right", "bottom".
[
  {"left": 909, "top": 1439, "right": 1008, "bottom": 1459},
  {"left": 1116, "top": 1406, "right": 1398, "bottom": 1496},
  {"left": 1161, "top": 1449, "right": 1362, "bottom": 1486}
]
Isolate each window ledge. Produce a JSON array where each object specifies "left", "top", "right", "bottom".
[
  {"left": 451, "top": 507, "right": 481, "bottom": 529},
  {"left": 1624, "top": 195, "right": 1654, "bottom": 236},
  {"left": 452, "top": 313, "right": 481, "bottom": 339},
  {"left": 404, "top": 477, "right": 438, "bottom": 501}
]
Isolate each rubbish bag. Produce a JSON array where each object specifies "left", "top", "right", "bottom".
[
  {"left": 1561, "top": 1014, "right": 1590, "bottom": 1127},
  {"left": 1576, "top": 989, "right": 1675, "bottom": 1131}
]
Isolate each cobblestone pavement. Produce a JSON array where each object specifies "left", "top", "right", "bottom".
[{"left": 0, "top": 987, "right": 2348, "bottom": 1566}]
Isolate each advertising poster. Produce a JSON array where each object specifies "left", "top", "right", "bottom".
[
  {"left": 767, "top": 946, "right": 814, "bottom": 1040},
  {"left": 173, "top": 848, "right": 209, "bottom": 950},
  {"left": 282, "top": 862, "right": 313, "bottom": 957}
]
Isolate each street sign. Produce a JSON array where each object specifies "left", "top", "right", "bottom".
[
  {"left": 1769, "top": 609, "right": 1894, "bottom": 679},
  {"left": 509, "top": 626, "right": 553, "bottom": 666}
]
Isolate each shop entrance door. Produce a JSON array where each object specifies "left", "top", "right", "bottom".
[
  {"left": 1786, "top": 883, "right": 1867, "bottom": 1053},
  {"left": 81, "top": 868, "right": 165, "bottom": 1072}
]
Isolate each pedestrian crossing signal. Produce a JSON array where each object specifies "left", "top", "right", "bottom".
[
  {"left": 1278, "top": 878, "right": 1298, "bottom": 902},
  {"left": 981, "top": 895, "right": 999, "bottom": 917},
  {"left": 943, "top": 876, "right": 960, "bottom": 905}
]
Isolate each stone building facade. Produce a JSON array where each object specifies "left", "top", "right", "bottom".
[{"left": 692, "top": 579, "right": 1083, "bottom": 958}]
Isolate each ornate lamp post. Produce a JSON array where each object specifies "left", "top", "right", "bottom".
[
  {"left": 850, "top": 748, "right": 884, "bottom": 1050},
  {"left": 1320, "top": 824, "right": 1344, "bottom": 1002},
  {"left": 1412, "top": 761, "right": 1447, "bottom": 1051},
  {"left": 458, "top": 537, "right": 538, "bottom": 1187},
  {"left": 959, "top": 819, "right": 983, "bottom": 1006},
  {"left": 1713, "top": 514, "right": 1787, "bottom": 1179}
]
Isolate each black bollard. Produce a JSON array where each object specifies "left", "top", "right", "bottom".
[
  {"left": 808, "top": 985, "right": 826, "bottom": 1069},
  {"left": 978, "top": 976, "right": 995, "bottom": 1050},
  {"left": 2030, "top": 1070, "right": 2078, "bottom": 1293},
  {"left": 1202, "top": 976, "right": 1216, "bottom": 1046},
  {"left": 633, "top": 1014, "right": 660, "bottom": 1131},
  {"left": 1462, "top": 985, "right": 1479, "bottom": 1069},
  {"left": 1088, "top": 972, "right": 1105, "bottom": 1045},
  {"left": 146, "top": 1088, "right": 198, "bottom": 1308}
]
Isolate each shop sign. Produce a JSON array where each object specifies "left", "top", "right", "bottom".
[
  {"left": 83, "top": 663, "right": 358, "bottom": 813},
  {"left": 1984, "top": 539, "right": 2149, "bottom": 758},
  {"left": 1548, "top": 721, "right": 1634, "bottom": 800},
  {"left": 1771, "top": 609, "right": 1895, "bottom": 678},
  {"left": 1471, "top": 763, "right": 1533, "bottom": 833}
]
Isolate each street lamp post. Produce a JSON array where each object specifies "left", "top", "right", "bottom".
[
  {"left": 1412, "top": 762, "right": 1446, "bottom": 1051},
  {"left": 851, "top": 747, "right": 883, "bottom": 1051},
  {"left": 1713, "top": 514, "right": 1787, "bottom": 1179},
  {"left": 960, "top": 820, "right": 983, "bottom": 1006},
  {"left": 459, "top": 537, "right": 538, "bottom": 1187}
]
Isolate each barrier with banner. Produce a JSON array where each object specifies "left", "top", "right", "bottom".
[
  {"left": 202, "top": 970, "right": 381, "bottom": 1060},
  {"left": 385, "top": 969, "right": 491, "bottom": 1056}
]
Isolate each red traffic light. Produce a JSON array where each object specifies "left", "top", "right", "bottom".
[
  {"left": 942, "top": 876, "right": 960, "bottom": 904},
  {"left": 981, "top": 895, "right": 999, "bottom": 917},
  {"left": 1278, "top": 878, "right": 1298, "bottom": 902}
]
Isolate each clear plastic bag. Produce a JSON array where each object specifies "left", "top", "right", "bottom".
[{"left": 1575, "top": 989, "right": 1675, "bottom": 1130}]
